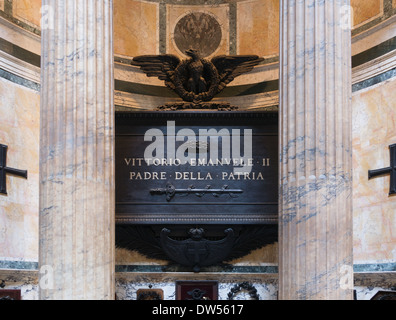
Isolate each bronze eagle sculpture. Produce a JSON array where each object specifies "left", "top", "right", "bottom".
[{"left": 131, "top": 49, "right": 264, "bottom": 109}]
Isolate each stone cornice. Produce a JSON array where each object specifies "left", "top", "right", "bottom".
[{"left": 0, "top": 16, "right": 396, "bottom": 106}]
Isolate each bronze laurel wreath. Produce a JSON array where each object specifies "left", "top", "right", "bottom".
[{"left": 227, "top": 282, "right": 260, "bottom": 300}]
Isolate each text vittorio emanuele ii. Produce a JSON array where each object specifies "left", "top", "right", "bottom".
[{"left": 124, "top": 121, "right": 271, "bottom": 181}]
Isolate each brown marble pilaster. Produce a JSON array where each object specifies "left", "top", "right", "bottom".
[
  {"left": 39, "top": 0, "right": 115, "bottom": 300},
  {"left": 278, "top": 0, "right": 353, "bottom": 299}
]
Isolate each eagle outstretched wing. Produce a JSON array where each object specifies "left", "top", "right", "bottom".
[
  {"left": 131, "top": 54, "right": 181, "bottom": 91},
  {"left": 115, "top": 225, "right": 169, "bottom": 261},
  {"left": 211, "top": 55, "right": 264, "bottom": 93}
]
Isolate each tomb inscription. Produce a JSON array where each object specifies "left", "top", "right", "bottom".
[{"left": 115, "top": 112, "right": 278, "bottom": 225}]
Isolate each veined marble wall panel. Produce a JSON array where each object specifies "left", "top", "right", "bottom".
[
  {"left": 114, "top": 0, "right": 159, "bottom": 57},
  {"left": 167, "top": 4, "right": 229, "bottom": 58},
  {"left": 352, "top": 77, "right": 396, "bottom": 264},
  {"left": 0, "top": 77, "right": 39, "bottom": 262},
  {"left": 237, "top": 0, "right": 279, "bottom": 58},
  {"left": 13, "top": 0, "right": 42, "bottom": 28}
]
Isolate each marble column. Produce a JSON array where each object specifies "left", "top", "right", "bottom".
[
  {"left": 39, "top": 0, "right": 115, "bottom": 299},
  {"left": 279, "top": 0, "right": 353, "bottom": 299}
]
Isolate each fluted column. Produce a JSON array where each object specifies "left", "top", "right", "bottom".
[
  {"left": 279, "top": 0, "right": 353, "bottom": 299},
  {"left": 39, "top": 0, "right": 115, "bottom": 299}
]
